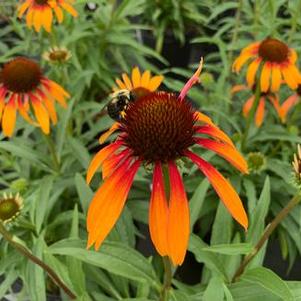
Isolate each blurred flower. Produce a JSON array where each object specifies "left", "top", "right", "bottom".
[
  {"left": 0, "top": 193, "right": 23, "bottom": 224},
  {"left": 43, "top": 46, "right": 72, "bottom": 64},
  {"left": 18, "top": 0, "right": 78, "bottom": 33},
  {"left": 232, "top": 84, "right": 282, "bottom": 127},
  {"left": 247, "top": 152, "right": 266, "bottom": 174},
  {"left": 0, "top": 57, "right": 69, "bottom": 137},
  {"left": 279, "top": 84, "right": 301, "bottom": 123},
  {"left": 86, "top": 61, "right": 248, "bottom": 266},
  {"left": 233, "top": 38, "right": 301, "bottom": 92},
  {"left": 292, "top": 144, "right": 301, "bottom": 189}
]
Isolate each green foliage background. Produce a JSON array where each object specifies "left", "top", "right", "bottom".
[{"left": 0, "top": 0, "right": 301, "bottom": 300}]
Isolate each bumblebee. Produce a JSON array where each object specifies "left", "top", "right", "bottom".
[{"left": 107, "top": 89, "right": 134, "bottom": 121}]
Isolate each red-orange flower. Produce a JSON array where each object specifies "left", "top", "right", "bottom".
[
  {"left": 233, "top": 38, "right": 301, "bottom": 92},
  {"left": 18, "top": 0, "right": 78, "bottom": 33},
  {"left": 86, "top": 62, "right": 248, "bottom": 266},
  {"left": 0, "top": 57, "right": 69, "bottom": 137}
]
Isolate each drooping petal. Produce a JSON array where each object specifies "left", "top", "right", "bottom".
[
  {"left": 279, "top": 94, "right": 299, "bottom": 123},
  {"left": 53, "top": 6, "right": 64, "bottom": 23},
  {"left": 98, "top": 122, "right": 120, "bottom": 144},
  {"left": 260, "top": 62, "right": 272, "bottom": 93},
  {"left": 131, "top": 67, "right": 141, "bottom": 88},
  {"left": 268, "top": 95, "right": 282, "bottom": 122},
  {"left": 185, "top": 150, "right": 248, "bottom": 230},
  {"left": 33, "top": 8, "right": 43, "bottom": 32},
  {"left": 149, "top": 162, "right": 169, "bottom": 257},
  {"left": 60, "top": 1, "right": 78, "bottom": 17},
  {"left": 17, "top": 95, "right": 37, "bottom": 125},
  {"left": 86, "top": 141, "right": 123, "bottom": 184},
  {"left": 254, "top": 97, "right": 265, "bottom": 127},
  {"left": 246, "top": 58, "right": 261, "bottom": 87},
  {"left": 30, "top": 94, "right": 50, "bottom": 134},
  {"left": 178, "top": 58, "right": 203, "bottom": 101},
  {"left": 242, "top": 96, "right": 255, "bottom": 118},
  {"left": 282, "top": 66, "right": 298, "bottom": 90},
  {"left": 195, "top": 138, "right": 248, "bottom": 173},
  {"left": 116, "top": 78, "right": 127, "bottom": 90},
  {"left": 18, "top": 0, "right": 31, "bottom": 17},
  {"left": 194, "top": 124, "right": 234, "bottom": 146},
  {"left": 102, "top": 148, "right": 131, "bottom": 179},
  {"left": 270, "top": 65, "right": 282, "bottom": 92},
  {"left": 232, "top": 52, "right": 254, "bottom": 73},
  {"left": 87, "top": 159, "right": 140, "bottom": 249},
  {"left": 231, "top": 84, "right": 247, "bottom": 94},
  {"left": 26, "top": 7, "right": 34, "bottom": 28},
  {"left": 194, "top": 111, "right": 214, "bottom": 125},
  {"left": 289, "top": 48, "right": 298, "bottom": 64},
  {"left": 167, "top": 161, "right": 190, "bottom": 266},
  {"left": 42, "top": 6, "right": 53, "bottom": 32},
  {"left": 2, "top": 95, "right": 17, "bottom": 137}
]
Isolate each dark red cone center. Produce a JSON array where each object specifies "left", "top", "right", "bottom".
[{"left": 258, "top": 38, "right": 289, "bottom": 63}]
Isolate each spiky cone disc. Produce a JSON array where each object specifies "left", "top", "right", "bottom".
[{"left": 0, "top": 193, "right": 23, "bottom": 224}]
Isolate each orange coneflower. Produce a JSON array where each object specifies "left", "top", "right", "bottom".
[
  {"left": 18, "top": 0, "right": 78, "bottom": 33},
  {"left": 0, "top": 57, "right": 69, "bottom": 137},
  {"left": 233, "top": 38, "right": 301, "bottom": 93},
  {"left": 86, "top": 61, "right": 249, "bottom": 266},
  {"left": 232, "top": 84, "right": 282, "bottom": 127}
]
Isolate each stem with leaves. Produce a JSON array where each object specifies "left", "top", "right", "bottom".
[
  {"left": 232, "top": 194, "right": 301, "bottom": 282},
  {"left": 0, "top": 223, "right": 76, "bottom": 299},
  {"left": 160, "top": 256, "right": 173, "bottom": 301}
]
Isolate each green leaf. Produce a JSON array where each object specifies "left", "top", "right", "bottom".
[
  {"left": 203, "top": 277, "right": 224, "bottom": 301},
  {"left": 0, "top": 269, "right": 17, "bottom": 299},
  {"left": 202, "top": 243, "right": 253, "bottom": 255},
  {"left": 75, "top": 173, "right": 93, "bottom": 214},
  {"left": 68, "top": 137, "right": 90, "bottom": 169},
  {"left": 241, "top": 267, "right": 293, "bottom": 301},
  {"left": 189, "top": 179, "right": 210, "bottom": 228},
  {"left": 35, "top": 176, "right": 54, "bottom": 234},
  {"left": 48, "top": 239, "right": 159, "bottom": 288},
  {"left": 188, "top": 234, "right": 227, "bottom": 279}
]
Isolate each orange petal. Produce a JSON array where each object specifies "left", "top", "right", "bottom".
[
  {"left": 60, "top": 2, "right": 78, "bottom": 17},
  {"left": 98, "top": 122, "right": 120, "bottom": 144},
  {"left": 86, "top": 141, "right": 122, "bottom": 184},
  {"left": 87, "top": 159, "right": 140, "bottom": 249},
  {"left": 122, "top": 73, "right": 133, "bottom": 90},
  {"left": 0, "top": 88, "right": 6, "bottom": 122},
  {"left": 194, "top": 124, "right": 234, "bottom": 146},
  {"left": 115, "top": 78, "right": 127, "bottom": 90},
  {"left": 149, "top": 163, "right": 169, "bottom": 257},
  {"left": 102, "top": 149, "right": 130, "bottom": 179},
  {"left": 289, "top": 48, "right": 298, "bottom": 64},
  {"left": 54, "top": 6, "right": 64, "bottom": 23},
  {"left": 260, "top": 62, "right": 272, "bottom": 92},
  {"left": 185, "top": 150, "right": 248, "bottom": 230},
  {"left": 254, "top": 97, "right": 265, "bottom": 127},
  {"left": 148, "top": 75, "right": 164, "bottom": 92},
  {"left": 17, "top": 95, "right": 37, "bottom": 125},
  {"left": 33, "top": 8, "right": 43, "bottom": 32},
  {"left": 194, "top": 111, "right": 214, "bottom": 125},
  {"left": 279, "top": 94, "right": 299, "bottom": 123},
  {"left": 31, "top": 95, "right": 50, "bottom": 134},
  {"left": 42, "top": 6, "right": 53, "bottom": 32},
  {"left": 26, "top": 8, "right": 34, "bottom": 28},
  {"left": 231, "top": 84, "right": 247, "bottom": 94},
  {"left": 2, "top": 96, "right": 17, "bottom": 137},
  {"left": 167, "top": 161, "right": 190, "bottom": 266},
  {"left": 246, "top": 58, "right": 261, "bottom": 87},
  {"left": 268, "top": 95, "right": 282, "bottom": 121},
  {"left": 18, "top": 1, "right": 30, "bottom": 17},
  {"left": 195, "top": 138, "right": 248, "bottom": 173},
  {"left": 282, "top": 66, "right": 298, "bottom": 90},
  {"left": 270, "top": 65, "right": 282, "bottom": 92},
  {"left": 141, "top": 70, "right": 151, "bottom": 88},
  {"left": 243, "top": 96, "right": 254, "bottom": 118},
  {"left": 131, "top": 67, "right": 141, "bottom": 88},
  {"left": 232, "top": 52, "right": 253, "bottom": 73}
]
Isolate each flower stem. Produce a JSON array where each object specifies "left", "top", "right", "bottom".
[
  {"left": 0, "top": 223, "right": 76, "bottom": 299},
  {"left": 160, "top": 256, "right": 173, "bottom": 301},
  {"left": 232, "top": 194, "right": 301, "bottom": 282},
  {"left": 44, "top": 134, "right": 60, "bottom": 172},
  {"left": 241, "top": 77, "right": 261, "bottom": 151}
]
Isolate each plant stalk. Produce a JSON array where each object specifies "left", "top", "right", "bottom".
[
  {"left": 0, "top": 223, "right": 76, "bottom": 299},
  {"left": 159, "top": 256, "right": 173, "bottom": 301},
  {"left": 232, "top": 194, "right": 301, "bottom": 282},
  {"left": 44, "top": 134, "right": 60, "bottom": 172}
]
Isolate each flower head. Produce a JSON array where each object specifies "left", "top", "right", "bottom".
[
  {"left": 233, "top": 38, "right": 301, "bottom": 92},
  {"left": 43, "top": 46, "right": 72, "bottom": 64},
  {"left": 232, "top": 84, "right": 282, "bottom": 127},
  {"left": 18, "top": 0, "right": 78, "bottom": 33},
  {"left": 0, "top": 57, "right": 69, "bottom": 137},
  {"left": 86, "top": 61, "right": 248, "bottom": 265},
  {"left": 247, "top": 152, "right": 266, "bottom": 174},
  {"left": 292, "top": 144, "right": 301, "bottom": 189},
  {"left": 0, "top": 193, "right": 23, "bottom": 224}
]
